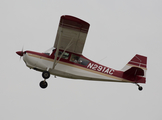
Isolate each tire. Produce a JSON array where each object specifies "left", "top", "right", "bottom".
[
  {"left": 39, "top": 81, "right": 48, "bottom": 89},
  {"left": 42, "top": 71, "right": 50, "bottom": 79},
  {"left": 138, "top": 86, "right": 143, "bottom": 91}
]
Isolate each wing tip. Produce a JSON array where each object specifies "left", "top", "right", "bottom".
[{"left": 61, "top": 15, "right": 90, "bottom": 28}]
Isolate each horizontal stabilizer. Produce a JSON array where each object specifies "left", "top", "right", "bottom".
[{"left": 124, "top": 67, "right": 144, "bottom": 76}]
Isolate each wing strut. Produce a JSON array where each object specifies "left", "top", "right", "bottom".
[
  {"left": 52, "top": 33, "right": 76, "bottom": 69},
  {"left": 52, "top": 28, "right": 62, "bottom": 69},
  {"left": 54, "top": 36, "right": 75, "bottom": 66}
]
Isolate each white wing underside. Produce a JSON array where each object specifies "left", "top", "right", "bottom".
[{"left": 54, "top": 15, "right": 90, "bottom": 55}]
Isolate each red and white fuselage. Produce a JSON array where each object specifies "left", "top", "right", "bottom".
[{"left": 18, "top": 49, "right": 146, "bottom": 84}]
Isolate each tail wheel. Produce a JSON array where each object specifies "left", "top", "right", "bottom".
[
  {"left": 42, "top": 71, "right": 50, "bottom": 79},
  {"left": 138, "top": 86, "right": 143, "bottom": 91},
  {"left": 39, "top": 81, "right": 48, "bottom": 89},
  {"left": 135, "top": 83, "right": 143, "bottom": 91}
]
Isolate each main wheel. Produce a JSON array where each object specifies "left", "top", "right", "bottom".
[
  {"left": 42, "top": 71, "right": 50, "bottom": 79},
  {"left": 138, "top": 86, "right": 143, "bottom": 91},
  {"left": 39, "top": 81, "right": 48, "bottom": 89}
]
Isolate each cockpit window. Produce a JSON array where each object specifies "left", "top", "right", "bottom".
[
  {"left": 70, "top": 54, "right": 90, "bottom": 66},
  {"left": 55, "top": 51, "right": 69, "bottom": 60}
]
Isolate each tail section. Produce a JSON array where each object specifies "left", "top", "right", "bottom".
[{"left": 122, "top": 54, "right": 147, "bottom": 83}]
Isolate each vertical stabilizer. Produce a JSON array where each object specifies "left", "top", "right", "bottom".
[
  {"left": 122, "top": 54, "right": 147, "bottom": 71},
  {"left": 122, "top": 54, "right": 147, "bottom": 83}
]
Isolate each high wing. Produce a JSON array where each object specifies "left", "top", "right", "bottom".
[{"left": 54, "top": 15, "right": 90, "bottom": 55}]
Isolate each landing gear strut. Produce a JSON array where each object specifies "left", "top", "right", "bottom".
[{"left": 40, "top": 71, "right": 50, "bottom": 89}]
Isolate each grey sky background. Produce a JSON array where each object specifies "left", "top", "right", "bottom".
[{"left": 1, "top": 0, "right": 162, "bottom": 119}]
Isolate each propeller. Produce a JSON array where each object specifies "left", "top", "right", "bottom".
[{"left": 16, "top": 47, "right": 24, "bottom": 60}]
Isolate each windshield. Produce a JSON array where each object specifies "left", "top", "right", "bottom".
[{"left": 43, "top": 47, "right": 55, "bottom": 56}]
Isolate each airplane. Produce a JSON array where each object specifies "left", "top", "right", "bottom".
[{"left": 16, "top": 15, "right": 147, "bottom": 91}]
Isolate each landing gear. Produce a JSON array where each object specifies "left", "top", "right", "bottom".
[
  {"left": 42, "top": 71, "right": 50, "bottom": 79},
  {"left": 136, "top": 83, "right": 143, "bottom": 91},
  {"left": 39, "top": 80, "right": 48, "bottom": 89},
  {"left": 40, "top": 71, "right": 50, "bottom": 89},
  {"left": 138, "top": 86, "right": 143, "bottom": 91}
]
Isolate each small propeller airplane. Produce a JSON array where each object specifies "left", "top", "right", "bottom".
[{"left": 16, "top": 15, "right": 147, "bottom": 91}]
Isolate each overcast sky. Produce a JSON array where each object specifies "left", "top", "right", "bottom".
[{"left": 1, "top": 0, "right": 162, "bottom": 119}]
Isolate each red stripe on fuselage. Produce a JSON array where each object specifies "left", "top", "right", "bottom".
[{"left": 25, "top": 50, "right": 145, "bottom": 83}]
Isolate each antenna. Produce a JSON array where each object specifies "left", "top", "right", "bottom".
[{"left": 97, "top": 56, "right": 107, "bottom": 63}]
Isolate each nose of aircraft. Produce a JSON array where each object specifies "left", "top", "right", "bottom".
[{"left": 16, "top": 51, "right": 23, "bottom": 56}]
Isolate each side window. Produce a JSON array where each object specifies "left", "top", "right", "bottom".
[
  {"left": 55, "top": 51, "right": 69, "bottom": 60},
  {"left": 70, "top": 54, "right": 90, "bottom": 66},
  {"left": 70, "top": 54, "right": 79, "bottom": 63},
  {"left": 78, "top": 57, "right": 90, "bottom": 66}
]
